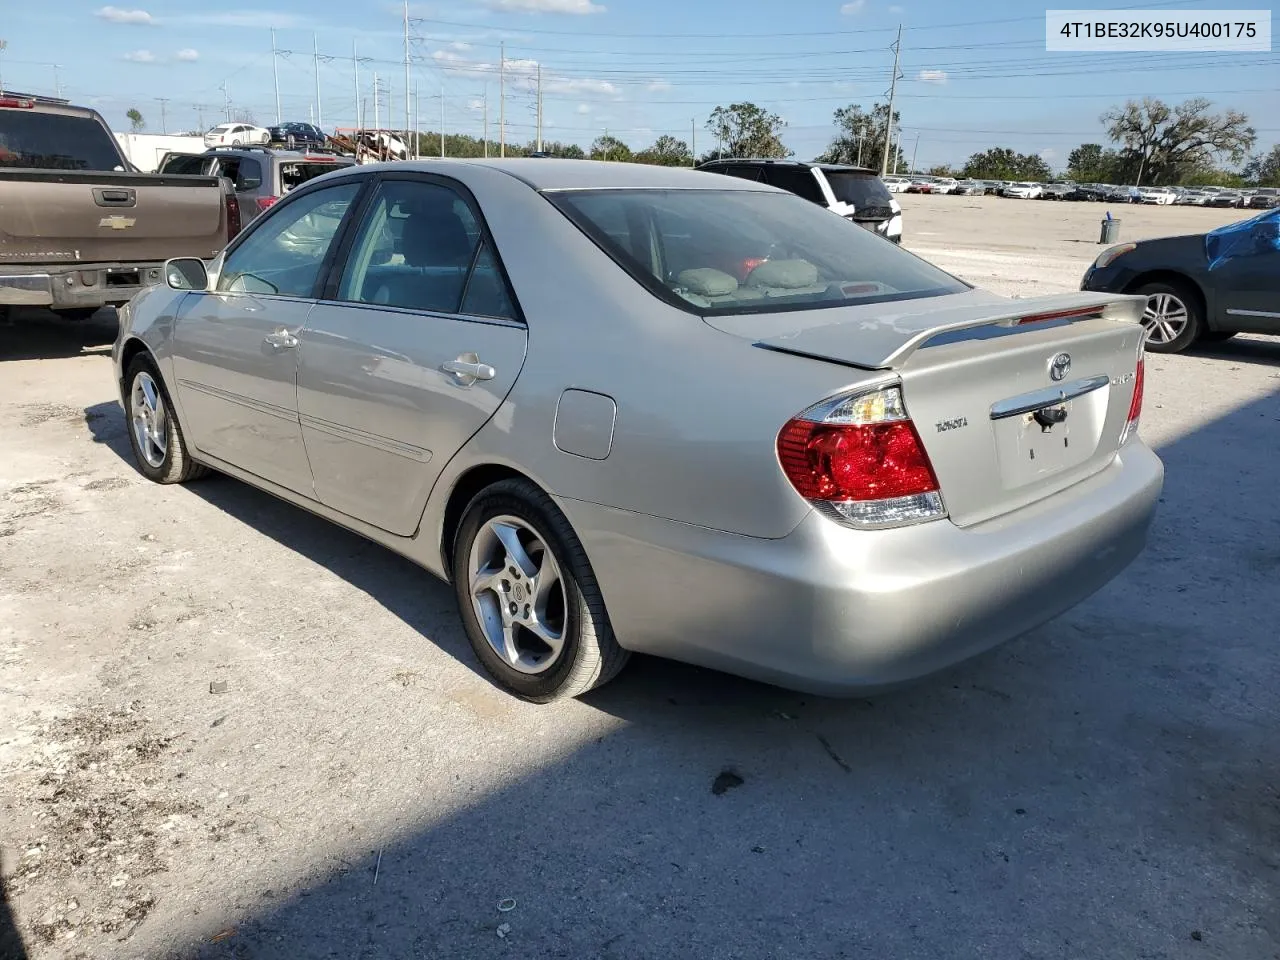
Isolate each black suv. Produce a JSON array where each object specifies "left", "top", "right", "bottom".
[
  {"left": 697, "top": 159, "right": 902, "bottom": 243},
  {"left": 157, "top": 145, "right": 355, "bottom": 221}
]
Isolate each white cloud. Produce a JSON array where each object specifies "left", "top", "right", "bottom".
[
  {"left": 433, "top": 50, "right": 618, "bottom": 96},
  {"left": 917, "top": 69, "right": 948, "bottom": 84},
  {"left": 545, "top": 76, "right": 617, "bottom": 96},
  {"left": 96, "top": 6, "right": 154, "bottom": 24},
  {"left": 474, "top": 0, "right": 605, "bottom": 12},
  {"left": 1039, "top": 148, "right": 1058, "bottom": 162},
  {"left": 450, "top": 40, "right": 472, "bottom": 50},
  {"left": 646, "top": 79, "right": 672, "bottom": 92},
  {"left": 182, "top": 11, "right": 308, "bottom": 28},
  {"left": 123, "top": 49, "right": 157, "bottom": 62},
  {"left": 840, "top": 0, "right": 866, "bottom": 13},
  {"left": 576, "top": 103, "right": 591, "bottom": 114},
  {"left": 175, "top": 48, "right": 200, "bottom": 61},
  {"left": 888, "top": 3, "right": 904, "bottom": 11}
]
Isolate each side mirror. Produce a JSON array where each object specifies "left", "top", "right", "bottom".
[{"left": 165, "top": 258, "right": 209, "bottom": 291}]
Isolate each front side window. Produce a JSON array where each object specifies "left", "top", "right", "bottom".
[
  {"left": 551, "top": 188, "right": 967, "bottom": 316},
  {"left": 337, "top": 179, "right": 490, "bottom": 315},
  {"left": 217, "top": 181, "right": 360, "bottom": 297}
]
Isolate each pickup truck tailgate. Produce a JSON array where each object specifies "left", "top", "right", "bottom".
[{"left": 0, "top": 170, "right": 226, "bottom": 263}]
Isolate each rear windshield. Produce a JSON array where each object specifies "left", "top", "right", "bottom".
[
  {"left": 0, "top": 111, "right": 124, "bottom": 171},
  {"left": 159, "top": 154, "right": 209, "bottom": 175},
  {"left": 823, "top": 171, "right": 894, "bottom": 211},
  {"left": 550, "top": 188, "right": 967, "bottom": 317},
  {"left": 280, "top": 161, "right": 353, "bottom": 193}
]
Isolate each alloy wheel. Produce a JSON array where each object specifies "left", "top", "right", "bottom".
[
  {"left": 467, "top": 516, "right": 567, "bottom": 674},
  {"left": 130, "top": 371, "right": 168, "bottom": 468},
  {"left": 1142, "top": 292, "right": 1189, "bottom": 345}
]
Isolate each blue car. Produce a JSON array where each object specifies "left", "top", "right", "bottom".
[{"left": 267, "top": 122, "right": 326, "bottom": 149}]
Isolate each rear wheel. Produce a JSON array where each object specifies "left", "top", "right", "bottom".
[
  {"left": 231, "top": 139, "right": 242, "bottom": 146},
  {"left": 452, "top": 478, "right": 629, "bottom": 702},
  {"left": 124, "top": 355, "right": 208, "bottom": 484},
  {"left": 1134, "top": 280, "right": 1202, "bottom": 354}
]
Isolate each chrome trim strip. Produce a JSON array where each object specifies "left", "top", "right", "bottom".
[
  {"left": 989, "top": 374, "right": 1111, "bottom": 420},
  {"left": 299, "top": 413, "right": 432, "bottom": 463},
  {"left": 1225, "top": 308, "right": 1280, "bottom": 319},
  {"left": 177, "top": 379, "right": 297, "bottom": 422}
]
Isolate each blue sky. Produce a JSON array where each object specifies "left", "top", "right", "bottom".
[{"left": 1, "top": 0, "right": 1275, "bottom": 170}]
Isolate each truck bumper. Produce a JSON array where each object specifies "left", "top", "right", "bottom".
[{"left": 0, "top": 263, "right": 166, "bottom": 309}]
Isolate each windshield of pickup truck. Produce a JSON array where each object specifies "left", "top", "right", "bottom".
[{"left": 0, "top": 111, "right": 124, "bottom": 170}]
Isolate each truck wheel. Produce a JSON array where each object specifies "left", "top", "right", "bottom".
[{"left": 52, "top": 308, "right": 99, "bottom": 323}]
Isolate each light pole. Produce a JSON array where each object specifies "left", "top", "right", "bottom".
[{"left": 0, "top": 40, "right": 8, "bottom": 96}]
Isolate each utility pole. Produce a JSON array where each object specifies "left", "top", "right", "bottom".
[
  {"left": 373, "top": 74, "right": 379, "bottom": 131},
  {"left": 353, "top": 39, "right": 361, "bottom": 130},
  {"left": 880, "top": 24, "right": 902, "bottom": 177},
  {"left": 271, "top": 28, "right": 281, "bottom": 124},
  {"left": 52, "top": 64, "right": 62, "bottom": 98},
  {"left": 403, "top": 0, "right": 411, "bottom": 153},
  {"left": 535, "top": 62, "right": 545, "bottom": 152},
  {"left": 313, "top": 32, "right": 322, "bottom": 129},
  {"left": 690, "top": 118, "right": 696, "bottom": 165},
  {"left": 0, "top": 40, "right": 7, "bottom": 96},
  {"left": 440, "top": 86, "right": 445, "bottom": 157},
  {"left": 498, "top": 41, "right": 505, "bottom": 157},
  {"left": 483, "top": 83, "right": 489, "bottom": 158},
  {"left": 910, "top": 132, "right": 920, "bottom": 175},
  {"left": 156, "top": 98, "right": 169, "bottom": 134},
  {"left": 194, "top": 103, "right": 205, "bottom": 131},
  {"left": 855, "top": 122, "right": 864, "bottom": 167},
  {"left": 220, "top": 82, "right": 231, "bottom": 122}
]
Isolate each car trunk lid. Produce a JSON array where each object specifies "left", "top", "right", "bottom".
[{"left": 710, "top": 290, "right": 1147, "bottom": 527}]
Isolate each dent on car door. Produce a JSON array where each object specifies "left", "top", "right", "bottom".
[
  {"left": 170, "top": 181, "right": 363, "bottom": 493},
  {"left": 296, "top": 175, "right": 528, "bottom": 537}
]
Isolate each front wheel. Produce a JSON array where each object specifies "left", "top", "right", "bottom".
[
  {"left": 124, "top": 356, "right": 208, "bottom": 484},
  {"left": 452, "top": 478, "right": 629, "bottom": 702},
  {"left": 1134, "top": 280, "right": 1202, "bottom": 353}
]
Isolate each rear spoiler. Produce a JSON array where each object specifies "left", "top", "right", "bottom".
[{"left": 753, "top": 291, "right": 1147, "bottom": 371}]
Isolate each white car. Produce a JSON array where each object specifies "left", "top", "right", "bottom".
[
  {"left": 1003, "top": 182, "right": 1043, "bottom": 199},
  {"left": 930, "top": 177, "right": 959, "bottom": 195},
  {"left": 882, "top": 175, "right": 911, "bottom": 194},
  {"left": 1138, "top": 186, "right": 1176, "bottom": 205},
  {"left": 203, "top": 122, "right": 271, "bottom": 148}
]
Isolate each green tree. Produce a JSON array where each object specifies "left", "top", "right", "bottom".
[
  {"left": 1242, "top": 145, "right": 1280, "bottom": 185},
  {"left": 634, "top": 134, "right": 692, "bottom": 166},
  {"left": 815, "top": 102, "right": 902, "bottom": 172},
  {"left": 126, "top": 108, "right": 145, "bottom": 133},
  {"left": 534, "top": 140, "right": 585, "bottom": 159},
  {"left": 927, "top": 163, "right": 954, "bottom": 177},
  {"left": 590, "top": 135, "right": 632, "bottom": 162},
  {"left": 961, "top": 147, "right": 1050, "bottom": 181},
  {"left": 1066, "top": 143, "right": 1114, "bottom": 181},
  {"left": 1101, "top": 97, "right": 1255, "bottom": 185},
  {"left": 705, "top": 102, "right": 790, "bottom": 159}
]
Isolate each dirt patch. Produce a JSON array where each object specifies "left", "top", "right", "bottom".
[
  {"left": 0, "top": 480, "right": 61, "bottom": 525},
  {"left": 81, "top": 478, "right": 130, "bottom": 493},
  {"left": 19, "top": 404, "right": 92, "bottom": 428},
  {"left": 5, "top": 701, "right": 203, "bottom": 948}
]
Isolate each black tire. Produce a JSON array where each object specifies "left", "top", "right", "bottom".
[
  {"left": 123, "top": 355, "right": 209, "bottom": 484},
  {"left": 52, "top": 307, "right": 100, "bottom": 322},
  {"left": 231, "top": 139, "right": 242, "bottom": 146},
  {"left": 452, "top": 478, "right": 629, "bottom": 703},
  {"left": 1132, "top": 279, "right": 1203, "bottom": 354},
  {"left": 1199, "top": 330, "right": 1237, "bottom": 344}
]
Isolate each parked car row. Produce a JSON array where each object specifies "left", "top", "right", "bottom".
[{"left": 885, "top": 175, "right": 1277, "bottom": 208}]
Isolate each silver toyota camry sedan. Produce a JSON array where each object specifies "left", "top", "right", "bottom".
[{"left": 113, "top": 159, "right": 1163, "bottom": 702}]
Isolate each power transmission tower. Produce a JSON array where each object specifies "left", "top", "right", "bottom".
[
  {"left": 52, "top": 64, "right": 62, "bottom": 98},
  {"left": 535, "top": 63, "right": 543, "bottom": 152},
  {"left": 439, "top": 86, "right": 445, "bottom": 158},
  {"left": 156, "top": 98, "right": 169, "bottom": 134},
  {"left": 0, "top": 40, "right": 7, "bottom": 96},
  {"left": 690, "top": 118, "right": 696, "bottom": 165},
  {"left": 373, "top": 73, "right": 380, "bottom": 130},
  {"left": 881, "top": 24, "right": 902, "bottom": 176},
  {"left": 220, "top": 82, "right": 231, "bottom": 122},
  {"left": 403, "top": 1, "right": 411, "bottom": 151},
  {"left": 483, "top": 83, "right": 489, "bottom": 158},
  {"left": 498, "top": 41, "right": 505, "bottom": 157},
  {"left": 910, "top": 132, "right": 920, "bottom": 174},
  {"left": 194, "top": 103, "right": 205, "bottom": 131}
]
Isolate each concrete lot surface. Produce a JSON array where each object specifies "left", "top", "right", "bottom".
[{"left": 1, "top": 198, "right": 1278, "bottom": 960}]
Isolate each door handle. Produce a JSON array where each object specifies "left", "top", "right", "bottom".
[
  {"left": 264, "top": 329, "right": 299, "bottom": 350},
  {"left": 442, "top": 355, "right": 496, "bottom": 383}
]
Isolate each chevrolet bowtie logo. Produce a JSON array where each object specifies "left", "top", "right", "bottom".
[{"left": 98, "top": 215, "right": 137, "bottom": 230}]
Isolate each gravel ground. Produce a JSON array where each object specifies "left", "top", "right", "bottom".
[{"left": 2, "top": 198, "right": 1278, "bottom": 960}]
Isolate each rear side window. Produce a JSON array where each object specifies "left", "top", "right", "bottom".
[
  {"left": 823, "top": 172, "right": 894, "bottom": 212},
  {"left": 762, "top": 167, "right": 826, "bottom": 205},
  {"left": 159, "top": 154, "right": 209, "bottom": 175},
  {"left": 280, "top": 161, "right": 352, "bottom": 194},
  {"left": 552, "top": 188, "right": 966, "bottom": 317},
  {"left": 710, "top": 165, "right": 763, "bottom": 182},
  {"left": 0, "top": 111, "right": 124, "bottom": 171}
]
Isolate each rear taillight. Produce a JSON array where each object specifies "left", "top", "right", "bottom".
[
  {"left": 0, "top": 98, "right": 35, "bottom": 108},
  {"left": 256, "top": 196, "right": 280, "bottom": 211},
  {"left": 1120, "top": 352, "right": 1144, "bottom": 444},
  {"left": 777, "top": 385, "right": 946, "bottom": 529},
  {"left": 224, "top": 188, "right": 242, "bottom": 243}
]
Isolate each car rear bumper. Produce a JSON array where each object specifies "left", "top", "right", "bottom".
[
  {"left": 0, "top": 263, "right": 166, "bottom": 309},
  {"left": 563, "top": 441, "right": 1163, "bottom": 695}
]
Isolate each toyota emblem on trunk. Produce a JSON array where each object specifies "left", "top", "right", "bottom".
[{"left": 1049, "top": 353, "right": 1071, "bottom": 381}]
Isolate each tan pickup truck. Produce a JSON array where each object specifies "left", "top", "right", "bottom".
[{"left": 0, "top": 93, "right": 241, "bottom": 321}]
